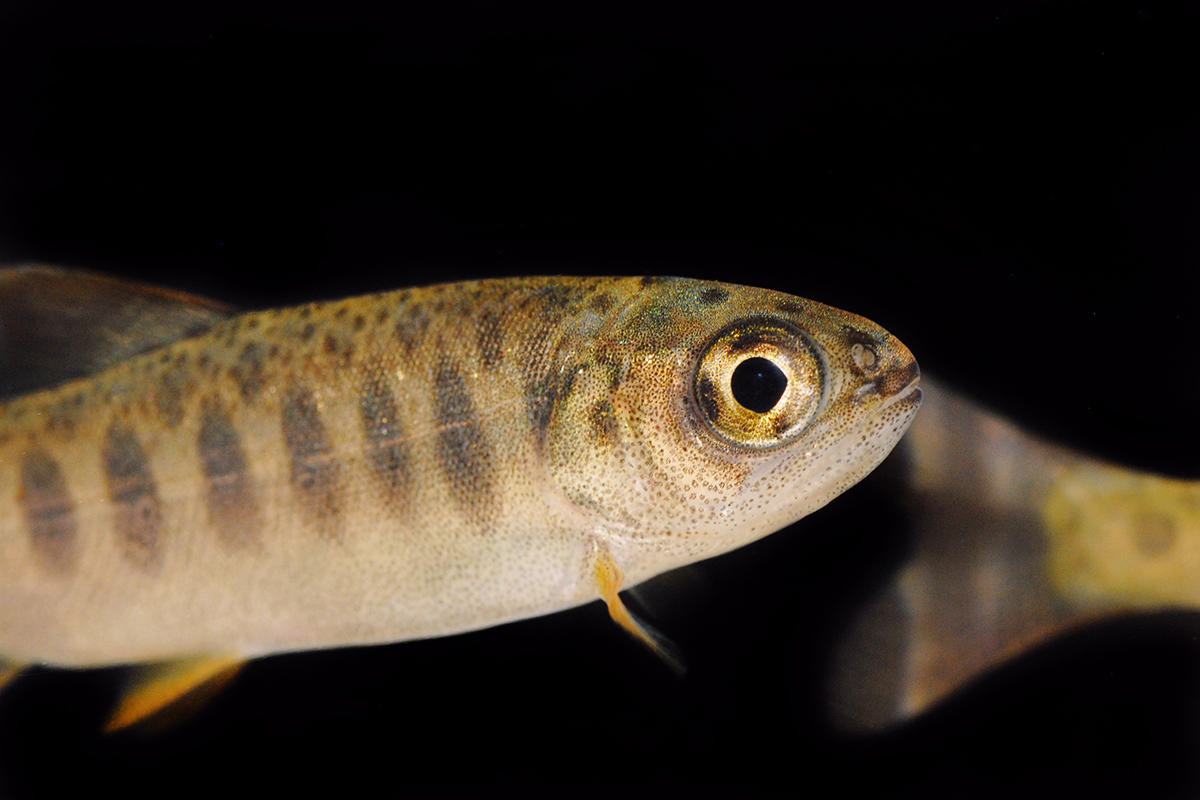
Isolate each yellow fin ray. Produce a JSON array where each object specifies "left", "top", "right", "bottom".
[
  {"left": 0, "top": 660, "right": 26, "bottom": 690},
  {"left": 592, "top": 544, "right": 686, "bottom": 675},
  {"left": 105, "top": 656, "right": 244, "bottom": 732}
]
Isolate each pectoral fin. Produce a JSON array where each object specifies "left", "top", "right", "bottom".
[
  {"left": 0, "top": 660, "right": 25, "bottom": 690},
  {"left": 591, "top": 544, "right": 685, "bottom": 675},
  {"left": 105, "top": 656, "right": 245, "bottom": 732}
]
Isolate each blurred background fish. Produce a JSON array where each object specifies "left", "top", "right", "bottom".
[{"left": 831, "top": 375, "right": 1200, "bottom": 730}]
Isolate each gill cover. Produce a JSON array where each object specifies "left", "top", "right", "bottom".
[{"left": 546, "top": 278, "right": 920, "bottom": 574}]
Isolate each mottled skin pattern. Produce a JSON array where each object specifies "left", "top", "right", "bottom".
[{"left": 0, "top": 275, "right": 919, "bottom": 667}]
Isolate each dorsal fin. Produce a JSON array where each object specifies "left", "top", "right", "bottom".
[{"left": 0, "top": 265, "right": 234, "bottom": 399}]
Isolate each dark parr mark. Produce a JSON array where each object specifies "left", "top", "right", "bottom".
[
  {"left": 359, "top": 374, "right": 409, "bottom": 503},
  {"left": 526, "top": 368, "right": 577, "bottom": 445},
  {"left": 198, "top": 408, "right": 261, "bottom": 549},
  {"left": 102, "top": 424, "right": 164, "bottom": 572},
  {"left": 281, "top": 384, "right": 343, "bottom": 540},
  {"left": 433, "top": 359, "right": 494, "bottom": 520},
  {"left": 19, "top": 450, "right": 78, "bottom": 575}
]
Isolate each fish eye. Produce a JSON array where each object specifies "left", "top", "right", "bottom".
[
  {"left": 730, "top": 357, "right": 788, "bottom": 413},
  {"left": 693, "top": 320, "right": 824, "bottom": 448}
]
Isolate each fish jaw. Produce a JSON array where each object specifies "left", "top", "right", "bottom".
[{"left": 545, "top": 278, "right": 921, "bottom": 584}]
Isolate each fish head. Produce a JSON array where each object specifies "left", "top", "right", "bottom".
[{"left": 548, "top": 277, "right": 922, "bottom": 578}]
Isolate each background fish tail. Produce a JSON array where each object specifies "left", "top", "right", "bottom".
[{"left": 826, "top": 376, "right": 1194, "bottom": 730}]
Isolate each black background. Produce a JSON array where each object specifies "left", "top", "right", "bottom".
[{"left": 2, "top": 1, "right": 1199, "bottom": 797}]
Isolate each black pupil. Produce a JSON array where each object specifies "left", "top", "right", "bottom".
[{"left": 730, "top": 357, "right": 787, "bottom": 414}]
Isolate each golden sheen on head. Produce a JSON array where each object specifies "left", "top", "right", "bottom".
[{"left": 545, "top": 277, "right": 921, "bottom": 582}]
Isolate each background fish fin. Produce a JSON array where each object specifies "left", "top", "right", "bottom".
[
  {"left": 105, "top": 656, "right": 245, "bottom": 733},
  {"left": 0, "top": 265, "right": 234, "bottom": 398},
  {"left": 592, "top": 544, "right": 686, "bottom": 675},
  {"left": 0, "top": 660, "right": 26, "bottom": 690},
  {"left": 829, "top": 373, "right": 1200, "bottom": 731},
  {"left": 825, "top": 503, "right": 1096, "bottom": 732}
]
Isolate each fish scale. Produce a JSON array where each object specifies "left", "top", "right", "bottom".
[{"left": 0, "top": 268, "right": 919, "bottom": 727}]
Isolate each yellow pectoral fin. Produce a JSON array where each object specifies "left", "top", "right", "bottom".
[
  {"left": 0, "top": 660, "right": 26, "bottom": 690},
  {"left": 105, "top": 656, "right": 245, "bottom": 733},
  {"left": 591, "top": 545, "right": 686, "bottom": 675}
]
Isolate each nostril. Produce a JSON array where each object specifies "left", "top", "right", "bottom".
[{"left": 850, "top": 343, "right": 879, "bottom": 374}]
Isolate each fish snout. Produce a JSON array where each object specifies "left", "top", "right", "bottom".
[
  {"left": 849, "top": 336, "right": 921, "bottom": 409},
  {"left": 878, "top": 358, "right": 921, "bottom": 403}
]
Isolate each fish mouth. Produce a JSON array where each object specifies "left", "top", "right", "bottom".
[
  {"left": 856, "top": 360, "right": 922, "bottom": 412},
  {"left": 883, "top": 376, "right": 922, "bottom": 408}
]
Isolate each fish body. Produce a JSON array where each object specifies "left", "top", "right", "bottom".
[{"left": 0, "top": 269, "right": 920, "bottom": 674}]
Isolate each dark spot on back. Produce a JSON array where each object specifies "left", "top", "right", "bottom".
[
  {"left": 539, "top": 283, "right": 582, "bottom": 310},
  {"left": 394, "top": 313, "right": 430, "bottom": 355},
  {"left": 43, "top": 398, "right": 78, "bottom": 436},
  {"left": 101, "top": 424, "right": 163, "bottom": 572},
  {"left": 775, "top": 300, "right": 806, "bottom": 315},
  {"left": 698, "top": 287, "right": 730, "bottom": 305},
  {"left": 433, "top": 359, "right": 494, "bottom": 523},
  {"left": 281, "top": 384, "right": 343, "bottom": 540},
  {"left": 589, "top": 293, "right": 614, "bottom": 314},
  {"left": 156, "top": 365, "right": 188, "bottom": 428},
  {"left": 323, "top": 333, "right": 339, "bottom": 356},
  {"left": 359, "top": 373, "right": 409, "bottom": 504},
  {"left": 300, "top": 322, "right": 316, "bottom": 342},
  {"left": 231, "top": 342, "right": 266, "bottom": 403},
  {"left": 198, "top": 407, "right": 261, "bottom": 550},
  {"left": 476, "top": 309, "right": 506, "bottom": 369},
  {"left": 19, "top": 450, "right": 78, "bottom": 575},
  {"left": 353, "top": 314, "right": 366, "bottom": 332}
]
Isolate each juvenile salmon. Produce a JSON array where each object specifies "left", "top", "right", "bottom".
[{"left": 0, "top": 268, "right": 920, "bottom": 725}]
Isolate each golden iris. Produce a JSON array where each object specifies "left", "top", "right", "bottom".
[{"left": 693, "top": 320, "right": 824, "bottom": 448}]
